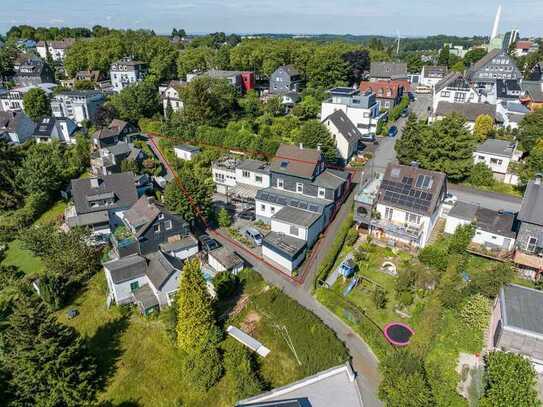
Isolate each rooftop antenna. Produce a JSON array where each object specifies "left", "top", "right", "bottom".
[{"left": 491, "top": 5, "right": 502, "bottom": 40}]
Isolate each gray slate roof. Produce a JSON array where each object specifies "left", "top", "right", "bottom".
[
  {"left": 314, "top": 169, "right": 349, "bottom": 190},
  {"left": 518, "top": 179, "right": 543, "bottom": 226},
  {"left": 272, "top": 206, "right": 321, "bottom": 228},
  {"left": 132, "top": 284, "right": 159, "bottom": 310},
  {"left": 501, "top": 284, "right": 543, "bottom": 337},
  {"left": 434, "top": 72, "right": 470, "bottom": 93},
  {"left": 370, "top": 62, "right": 407, "bottom": 79},
  {"left": 435, "top": 101, "right": 496, "bottom": 122},
  {"left": 0, "top": 111, "right": 34, "bottom": 133},
  {"left": 145, "top": 251, "right": 182, "bottom": 290},
  {"left": 476, "top": 139, "right": 516, "bottom": 158},
  {"left": 324, "top": 110, "right": 362, "bottom": 141},
  {"left": 271, "top": 143, "right": 322, "bottom": 179},
  {"left": 105, "top": 255, "right": 147, "bottom": 284},
  {"left": 160, "top": 235, "right": 198, "bottom": 253},
  {"left": 448, "top": 201, "right": 479, "bottom": 221},
  {"left": 174, "top": 144, "right": 200, "bottom": 153},
  {"left": 256, "top": 188, "right": 332, "bottom": 214},
  {"left": 263, "top": 231, "right": 306, "bottom": 258},
  {"left": 449, "top": 201, "right": 515, "bottom": 238},
  {"left": 277, "top": 64, "right": 300, "bottom": 77},
  {"left": 422, "top": 65, "right": 448, "bottom": 78},
  {"left": 209, "top": 246, "right": 243, "bottom": 270},
  {"left": 66, "top": 210, "right": 109, "bottom": 228},
  {"left": 71, "top": 172, "right": 139, "bottom": 215},
  {"left": 237, "top": 159, "right": 270, "bottom": 174},
  {"left": 522, "top": 80, "right": 543, "bottom": 102}
]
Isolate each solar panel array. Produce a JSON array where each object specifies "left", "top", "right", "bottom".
[
  {"left": 258, "top": 191, "right": 323, "bottom": 214},
  {"left": 381, "top": 175, "right": 434, "bottom": 214}
]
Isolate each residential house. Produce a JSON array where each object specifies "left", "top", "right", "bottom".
[
  {"left": 280, "top": 91, "right": 301, "bottom": 109},
  {"left": 212, "top": 157, "right": 271, "bottom": 206},
  {"left": 174, "top": 144, "right": 200, "bottom": 161},
  {"left": 110, "top": 57, "right": 148, "bottom": 93},
  {"left": 521, "top": 81, "right": 543, "bottom": 111},
  {"left": 236, "top": 362, "right": 364, "bottom": 407},
  {"left": 322, "top": 109, "right": 362, "bottom": 163},
  {"left": 0, "top": 111, "right": 36, "bottom": 144},
  {"left": 496, "top": 100, "right": 529, "bottom": 130},
  {"left": 159, "top": 80, "right": 185, "bottom": 115},
  {"left": 354, "top": 167, "right": 382, "bottom": 229},
  {"left": 466, "top": 49, "right": 522, "bottom": 90},
  {"left": 13, "top": 59, "right": 55, "bottom": 87},
  {"left": 92, "top": 119, "right": 138, "bottom": 148},
  {"left": 371, "top": 163, "right": 447, "bottom": 248},
  {"left": 0, "top": 83, "right": 56, "bottom": 112},
  {"left": 432, "top": 72, "right": 481, "bottom": 112},
  {"left": 103, "top": 251, "right": 184, "bottom": 314},
  {"left": 513, "top": 176, "right": 543, "bottom": 277},
  {"left": 513, "top": 40, "right": 539, "bottom": 58},
  {"left": 111, "top": 195, "right": 197, "bottom": 258},
  {"left": 269, "top": 65, "right": 304, "bottom": 94},
  {"left": 256, "top": 144, "right": 350, "bottom": 272},
  {"left": 432, "top": 102, "right": 496, "bottom": 131},
  {"left": 444, "top": 43, "right": 470, "bottom": 58},
  {"left": 359, "top": 80, "right": 405, "bottom": 109},
  {"left": 419, "top": 65, "right": 448, "bottom": 88},
  {"left": 208, "top": 246, "right": 244, "bottom": 274},
  {"left": 91, "top": 142, "right": 144, "bottom": 176},
  {"left": 473, "top": 139, "right": 521, "bottom": 185},
  {"left": 320, "top": 87, "right": 385, "bottom": 135},
  {"left": 445, "top": 201, "right": 516, "bottom": 252},
  {"left": 51, "top": 90, "right": 105, "bottom": 124},
  {"left": 528, "top": 62, "right": 543, "bottom": 81},
  {"left": 495, "top": 79, "right": 522, "bottom": 103},
  {"left": 369, "top": 62, "right": 408, "bottom": 81},
  {"left": 33, "top": 116, "right": 78, "bottom": 144},
  {"left": 65, "top": 172, "right": 140, "bottom": 243},
  {"left": 36, "top": 38, "right": 75, "bottom": 61},
  {"left": 488, "top": 284, "right": 543, "bottom": 372},
  {"left": 75, "top": 70, "right": 105, "bottom": 82}
]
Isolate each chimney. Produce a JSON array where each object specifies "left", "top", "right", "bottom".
[
  {"left": 299, "top": 143, "right": 303, "bottom": 150},
  {"left": 535, "top": 173, "right": 543, "bottom": 185},
  {"left": 90, "top": 178, "right": 100, "bottom": 188},
  {"left": 410, "top": 161, "right": 419, "bottom": 168}
]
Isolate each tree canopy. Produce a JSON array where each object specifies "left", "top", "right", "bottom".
[
  {"left": 109, "top": 81, "right": 160, "bottom": 122},
  {"left": 295, "top": 120, "right": 337, "bottom": 163},
  {"left": 23, "top": 88, "right": 51, "bottom": 121}
]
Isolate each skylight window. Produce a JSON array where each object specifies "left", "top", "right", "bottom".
[
  {"left": 415, "top": 175, "right": 433, "bottom": 190},
  {"left": 280, "top": 160, "right": 289, "bottom": 168}
]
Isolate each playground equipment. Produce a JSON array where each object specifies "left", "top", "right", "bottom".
[
  {"left": 383, "top": 322, "right": 415, "bottom": 346},
  {"left": 340, "top": 258, "right": 356, "bottom": 278},
  {"left": 381, "top": 261, "right": 398, "bottom": 276},
  {"left": 343, "top": 277, "right": 359, "bottom": 297}
]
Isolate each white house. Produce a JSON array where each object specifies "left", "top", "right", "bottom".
[
  {"left": 212, "top": 157, "right": 271, "bottom": 204},
  {"left": 51, "top": 90, "right": 105, "bottom": 125},
  {"left": 496, "top": 100, "right": 529, "bottom": 130},
  {"left": 419, "top": 65, "right": 448, "bottom": 88},
  {"left": 103, "top": 251, "right": 184, "bottom": 314},
  {"left": 473, "top": 139, "right": 521, "bottom": 185},
  {"left": 445, "top": 201, "right": 516, "bottom": 252},
  {"left": 322, "top": 109, "right": 362, "bottom": 163},
  {"left": 320, "top": 87, "right": 385, "bottom": 135},
  {"left": 174, "top": 144, "right": 200, "bottom": 161},
  {"left": 513, "top": 41, "right": 539, "bottom": 58},
  {"left": 371, "top": 164, "right": 447, "bottom": 248},
  {"left": 270, "top": 206, "right": 323, "bottom": 248},
  {"left": 0, "top": 83, "right": 56, "bottom": 112},
  {"left": 208, "top": 247, "right": 244, "bottom": 274},
  {"left": 33, "top": 116, "right": 78, "bottom": 144},
  {"left": 262, "top": 231, "right": 306, "bottom": 273},
  {"left": 432, "top": 102, "right": 496, "bottom": 131},
  {"left": 432, "top": 72, "right": 481, "bottom": 112},
  {"left": 110, "top": 57, "right": 148, "bottom": 93},
  {"left": 36, "top": 38, "right": 75, "bottom": 61},
  {"left": 159, "top": 81, "right": 185, "bottom": 115}
]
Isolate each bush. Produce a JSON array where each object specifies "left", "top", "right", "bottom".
[
  {"left": 217, "top": 207, "right": 231, "bottom": 228},
  {"left": 466, "top": 263, "right": 514, "bottom": 299},
  {"left": 419, "top": 245, "right": 448, "bottom": 271},
  {"left": 344, "top": 227, "right": 359, "bottom": 247},
  {"left": 448, "top": 223, "right": 475, "bottom": 254},
  {"left": 398, "top": 291, "right": 414, "bottom": 307},
  {"left": 182, "top": 348, "right": 223, "bottom": 391},
  {"left": 213, "top": 272, "right": 240, "bottom": 301},
  {"left": 459, "top": 294, "right": 490, "bottom": 331},
  {"left": 372, "top": 287, "right": 387, "bottom": 309},
  {"left": 469, "top": 162, "right": 495, "bottom": 187}
]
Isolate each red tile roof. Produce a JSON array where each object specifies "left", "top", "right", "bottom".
[{"left": 359, "top": 80, "right": 406, "bottom": 100}]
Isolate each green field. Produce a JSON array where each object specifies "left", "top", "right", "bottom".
[{"left": 2, "top": 239, "right": 45, "bottom": 275}]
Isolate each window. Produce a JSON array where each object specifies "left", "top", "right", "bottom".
[
  {"left": 165, "top": 220, "right": 173, "bottom": 230},
  {"left": 527, "top": 237, "right": 538, "bottom": 253},
  {"left": 271, "top": 206, "right": 275, "bottom": 214},
  {"left": 153, "top": 224, "right": 161, "bottom": 233},
  {"left": 405, "top": 212, "right": 421, "bottom": 225},
  {"left": 440, "top": 91, "right": 450, "bottom": 97},
  {"left": 277, "top": 178, "right": 284, "bottom": 189},
  {"left": 385, "top": 207, "right": 393, "bottom": 220},
  {"left": 454, "top": 92, "right": 466, "bottom": 103},
  {"left": 415, "top": 175, "right": 433, "bottom": 189},
  {"left": 490, "top": 158, "right": 503, "bottom": 165},
  {"left": 477, "top": 155, "right": 485, "bottom": 160},
  {"left": 255, "top": 175, "right": 263, "bottom": 183},
  {"left": 290, "top": 225, "right": 299, "bottom": 236},
  {"left": 260, "top": 204, "right": 266, "bottom": 211},
  {"left": 296, "top": 183, "right": 303, "bottom": 193},
  {"left": 242, "top": 170, "right": 250, "bottom": 178},
  {"left": 130, "top": 281, "right": 139, "bottom": 292},
  {"left": 318, "top": 187, "right": 326, "bottom": 198},
  {"left": 215, "top": 173, "right": 225, "bottom": 182},
  {"left": 158, "top": 213, "right": 165, "bottom": 220}
]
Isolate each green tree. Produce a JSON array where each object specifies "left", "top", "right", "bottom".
[
  {"left": 0, "top": 140, "right": 24, "bottom": 210},
  {"left": 217, "top": 207, "right": 231, "bottom": 227},
  {"left": 459, "top": 294, "right": 490, "bottom": 331},
  {"left": 448, "top": 223, "right": 475, "bottom": 254},
  {"left": 467, "top": 263, "right": 514, "bottom": 298},
  {"left": 263, "top": 96, "right": 284, "bottom": 117},
  {"left": 179, "top": 76, "right": 237, "bottom": 127},
  {"left": 372, "top": 287, "right": 387, "bottom": 309},
  {"left": 109, "top": 81, "right": 160, "bottom": 122},
  {"left": 518, "top": 109, "right": 543, "bottom": 151},
  {"left": 163, "top": 169, "right": 213, "bottom": 222},
  {"left": 451, "top": 60, "right": 465, "bottom": 73},
  {"left": 520, "top": 140, "right": 543, "bottom": 183},
  {"left": 223, "top": 338, "right": 263, "bottom": 402},
  {"left": 2, "top": 289, "right": 97, "bottom": 406},
  {"left": 395, "top": 114, "right": 425, "bottom": 165},
  {"left": 480, "top": 351, "right": 540, "bottom": 407},
  {"left": 437, "top": 46, "right": 450, "bottom": 66},
  {"left": 469, "top": 162, "right": 495, "bottom": 187},
  {"left": 296, "top": 120, "right": 337, "bottom": 163},
  {"left": 379, "top": 349, "right": 435, "bottom": 407},
  {"left": 0, "top": 45, "right": 16, "bottom": 82},
  {"left": 292, "top": 95, "right": 321, "bottom": 120},
  {"left": 23, "top": 87, "right": 51, "bottom": 121},
  {"left": 306, "top": 43, "right": 350, "bottom": 88},
  {"left": 238, "top": 90, "right": 262, "bottom": 118},
  {"left": 463, "top": 48, "right": 487, "bottom": 67},
  {"left": 177, "top": 47, "right": 216, "bottom": 78},
  {"left": 342, "top": 49, "right": 370, "bottom": 85},
  {"left": 473, "top": 114, "right": 495, "bottom": 141}
]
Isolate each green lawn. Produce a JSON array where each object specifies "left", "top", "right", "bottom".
[
  {"left": 2, "top": 239, "right": 45, "bottom": 275},
  {"left": 460, "top": 181, "right": 523, "bottom": 198},
  {"left": 57, "top": 270, "right": 348, "bottom": 406},
  {"left": 35, "top": 200, "right": 67, "bottom": 225}
]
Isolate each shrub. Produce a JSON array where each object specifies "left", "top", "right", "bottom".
[
  {"left": 217, "top": 207, "right": 231, "bottom": 228},
  {"left": 344, "top": 227, "right": 359, "bottom": 247},
  {"left": 372, "top": 287, "right": 387, "bottom": 309},
  {"left": 419, "top": 245, "right": 448, "bottom": 271},
  {"left": 459, "top": 294, "right": 490, "bottom": 331},
  {"left": 182, "top": 348, "right": 223, "bottom": 391},
  {"left": 448, "top": 223, "right": 475, "bottom": 254},
  {"left": 398, "top": 291, "right": 414, "bottom": 307},
  {"left": 466, "top": 263, "right": 514, "bottom": 299},
  {"left": 469, "top": 162, "right": 495, "bottom": 187}
]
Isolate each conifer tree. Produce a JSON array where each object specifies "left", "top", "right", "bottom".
[
  {"left": 2, "top": 289, "right": 97, "bottom": 406},
  {"left": 223, "top": 338, "right": 263, "bottom": 401},
  {"left": 395, "top": 114, "right": 424, "bottom": 165}
]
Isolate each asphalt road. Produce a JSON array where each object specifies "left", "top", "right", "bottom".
[{"left": 448, "top": 184, "right": 522, "bottom": 212}]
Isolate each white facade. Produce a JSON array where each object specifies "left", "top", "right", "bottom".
[
  {"left": 51, "top": 92, "right": 105, "bottom": 125},
  {"left": 174, "top": 146, "right": 200, "bottom": 161},
  {"left": 256, "top": 200, "right": 284, "bottom": 220},
  {"left": 110, "top": 58, "right": 147, "bottom": 93},
  {"left": 445, "top": 215, "right": 515, "bottom": 251},
  {"left": 0, "top": 83, "right": 56, "bottom": 112},
  {"left": 432, "top": 86, "right": 480, "bottom": 112},
  {"left": 160, "top": 85, "right": 184, "bottom": 115},
  {"left": 270, "top": 216, "right": 321, "bottom": 247},
  {"left": 104, "top": 268, "right": 148, "bottom": 305},
  {"left": 262, "top": 245, "right": 305, "bottom": 272},
  {"left": 320, "top": 101, "right": 381, "bottom": 135},
  {"left": 473, "top": 148, "right": 521, "bottom": 185},
  {"left": 212, "top": 159, "right": 271, "bottom": 195},
  {"left": 36, "top": 40, "right": 74, "bottom": 61},
  {"left": 234, "top": 168, "right": 271, "bottom": 189},
  {"left": 208, "top": 252, "right": 244, "bottom": 274},
  {"left": 323, "top": 118, "right": 358, "bottom": 162}
]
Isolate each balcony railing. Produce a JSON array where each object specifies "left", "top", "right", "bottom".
[{"left": 370, "top": 219, "right": 423, "bottom": 241}]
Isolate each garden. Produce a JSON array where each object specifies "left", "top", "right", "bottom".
[{"left": 315, "top": 224, "right": 519, "bottom": 406}]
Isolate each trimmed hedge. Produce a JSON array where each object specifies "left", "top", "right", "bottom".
[{"left": 313, "top": 212, "right": 354, "bottom": 289}]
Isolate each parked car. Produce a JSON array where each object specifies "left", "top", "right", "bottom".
[
  {"left": 238, "top": 208, "right": 256, "bottom": 221},
  {"left": 408, "top": 92, "right": 416, "bottom": 101},
  {"left": 198, "top": 234, "right": 221, "bottom": 252},
  {"left": 400, "top": 108, "right": 409, "bottom": 118},
  {"left": 360, "top": 133, "right": 376, "bottom": 142},
  {"left": 388, "top": 126, "right": 398, "bottom": 138},
  {"left": 444, "top": 193, "right": 457, "bottom": 205},
  {"left": 244, "top": 227, "right": 263, "bottom": 246}
]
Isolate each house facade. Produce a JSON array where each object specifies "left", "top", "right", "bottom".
[
  {"left": 514, "top": 176, "right": 543, "bottom": 277},
  {"left": 13, "top": 59, "right": 55, "bottom": 87},
  {"left": 0, "top": 83, "right": 56, "bottom": 113},
  {"left": 51, "top": 90, "right": 105, "bottom": 125},
  {"left": 432, "top": 72, "right": 481, "bottom": 112},
  {"left": 208, "top": 247, "right": 244, "bottom": 274},
  {"left": 420, "top": 65, "right": 448, "bottom": 88},
  {"left": 320, "top": 87, "right": 384, "bottom": 135},
  {"left": 521, "top": 81, "right": 543, "bottom": 112},
  {"left": 33, "top": 116, "right": 78, "bottom": 144},
  {"left": 513, "top": 41, "right": 539, "bottom": 58},
  {"left": 92, "top": 119, "right": 138, "bottom": 148},
  {"left": 0, "top": 111, "right": 36, "bottom": 144},
  {"left": 322, "top": 109, "right": 362, "bottom": 162},
  {"left": 36, "top": 38, "right": 75, "bottom": 61},
  {"left": 371, "top": 163, "right": 447, "bottom": 248},
  {"left": 369, "top": 62, "right": 408, "bottom": 81},
  {"left": 467, "top": 49, "right": 522, "bottom": 88},
  {"left": 432, "top": 102, "right": 496, "bottom": 131},
  {"left": 110, "top": 57, "right": 148, "bottom": 93},
  {"left": 473, "top": 139, "right": 521, "bottom": 185},
  {"left": 174, "top": 144, "right": 200, "bottom": 161},
  {"left": 359, "top": 80, "right": 405, "bottom": 110},
  {"left": 91, "top": 142, "right": 144, "bottom": 176},
  {"left": 159, "top": 81, "right": 185, "bottom": 115},
  {"left": 269, "top": 65, "right": 304, "bottom": 94}
]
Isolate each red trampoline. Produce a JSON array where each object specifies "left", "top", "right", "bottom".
[{"left": 383, "top": 322, "right": 415, "bottom": 346}]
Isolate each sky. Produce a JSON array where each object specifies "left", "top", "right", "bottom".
[{"left": 1, "top": 0, "right": 542, "bottom": 37}]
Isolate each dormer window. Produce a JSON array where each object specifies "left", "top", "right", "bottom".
[
  {"left": 277, "top": 178, "right": 284, "bottom": 189},
  {"left": 158, "top": 213, "right": 165, "bottom": 220},
  {"left": 296, "top": 183, "right": 303, "bottom": 193}
]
